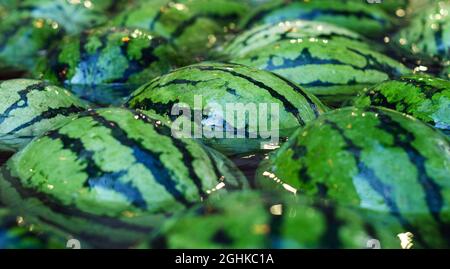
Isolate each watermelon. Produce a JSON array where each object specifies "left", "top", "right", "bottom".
[{"left": 126, "top": 62, "right": 327, "bottom": 156}]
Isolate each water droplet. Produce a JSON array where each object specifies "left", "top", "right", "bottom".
[{"left": 396, "top": 9, "right": 406, "bottom": 17}]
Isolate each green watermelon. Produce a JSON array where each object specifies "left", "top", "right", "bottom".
[
  {"left": 226, "top": 21, "right": 410, "bottom": 106},
  {"left": 126, "top": 62, "right": 328, "bottom": 156},
  {"left": 354, "top": 74, "right": 450, "bottom": 133},
  {"left": 0, "top": 79, "right": 87, "bottom": 152},
  {"left": 0, "top": 11, "right": 63, "bottom": 71},
  {"left": 0, "top": 107, "right": 247, "bottom": 247},
  {"left": 35, "top": 26, "right": 182, "bottom": 105},
  {"left": 147, "top": 191, "right": 448, "bottom": 249},
  {"left": 393, "top": 1, "right": 450, "bottom": 64},
  {"left": 0, "top": 207, "right": 66, "bottom": 249},
  {"left": 112, "top": 0, "right": 250, "bottom": 61},
  {"left": 239, "top": 0, "right": 395, "bottom": 38},
  {"left": 223, "top": 20, "right": 369, "bottom": 59},
  {"left": 17, "top": 0, "right": 114, "bottom": 34},
  {"left": 257, "top": 106, "right": 450, "bottom": 232}
]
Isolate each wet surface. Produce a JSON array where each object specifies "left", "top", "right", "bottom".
[{"left": 1, "top": 0, "right": 450, "bottom": 249}]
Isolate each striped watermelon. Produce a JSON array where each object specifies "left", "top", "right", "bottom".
[
  {"left": 223, "top": 20, "right": 369, "bottom": 59},
  {"left": 126, "top": 62, "right": 328, "bottom": 156},
  {"left": 36, "top": 26, "right": 182, "bottom": 105},
  {"left": 354, "top": 74, "right": 450, "bottom": 134},
  {"left": 226, "top": 21, "right": 411, "bottom": 106},
  {"left": 0, "top": 79, "right": 87, "bottom": 152},
  {"left": 0, "top": 107, "right": 247, "bottom": 247},
  {"left": 257, "top": 107, "right": 450, "bottom": 234},
  {"left": 393, "top": 1, "right": 450, "bottom": 64},
  {"left": 148, "top": 191, "right": 448, "bottom": 249},
  {"left": 239, "top": 0, "right": 396, "bottom": 38},
  {"left": 112, "top": 0, "right": 250, "bottom": 61},
  {"left": 0, "top": 11, "right": 62, "bottom": 71},
  {"left": 17, "top": 0, "right": 113, "bottom": 34},
  {"left": 0, "top": 207, "right": 66, "bottom": 249}
]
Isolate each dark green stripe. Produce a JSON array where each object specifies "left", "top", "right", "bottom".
[
  {"left": 149, "top": 1, "right": 173, "bottom": 31},
  {"left": 318, "top": 204, "right": 343, "bottom": 249},
  {"left": 156, "top": 78, "right": 220, "bottom": 88},
  {"left": 191, "top": 65, "right": 307, "bottom": 125},
  {"left": 113, "top": 36, "right": 166, "bottom": 84},
  {"left": 398, "top": 77, "right": 446, "bottom": 99},
  {"left": 87, "top": 110, "right": 194, "bottom": 207},
  {"left": 47, "top": 130, "right": 148, "bottom": 210},
  {"left": 367, "top": 90, "right": 398, "bottom": 110},
  {"left": 268, "top": 205, "right": 284, "bottom": 248},
  {"left": 0, "top": 81, "right": 48, "bottom": 125},
  {"left": 212, "top": 229, "right": 234, "bottom": 245},
  {"left": 0, "top": 167, "right": 154, "bottom": 233},
  {"left": 235, "top": 27, "right": 364, "bottom": 50},
  {"left": 324, "top": 119, "right": 429, "bottom": 247},
  {"left": 269, "top": 71, "right": 321, "bottom": 117},
  {"left": 242, "top": 1, "right": 287, "bottom": 29},
  {"left": 347, "top": 48, "right": 402, "bottom": 78},
  {"left": 243, "top": 3, "right": 387, "bottom": 28},
  {"left": 370, "top": 107, "right": 450, "bottom": 243},
  {"left": 35, "top": 215, "right": 143, "bottom": 249},
  {"left": 1, "top": 105, "right": 85, "bottom": 137},
  {"left": 233, "top": 24, "right": 275, "bottom": 48},
  {"left": 367, "top": 107, "right": 445, "bottom": 219},
  {"left": 128, "top": 99, "right": 180, "bottom": 122},
  {"left": 201, "top": 144, "right": 243, "bottom": 190},
  {"left": 434, "top": 20, "right": 446, "bottom": 56},
  {"left": 291, "top": 145, "right": 314, "bottom": 183},
  {"left": 132, "top": 111, "right": 207, "bottom": 199},
  {"left": 261, "top": 47, "right": 401, "bottom": 81}
]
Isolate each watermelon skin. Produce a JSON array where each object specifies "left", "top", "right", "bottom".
[
  {"left": 0, "top": 11, "right": 63, "bottom": 72},
  {"left": 17, "top": 0, "right": 113, "bottom": 34},
  {"left": 239, "top": 0, "right": 395, "bottom": 38},
  {"left": 0, "top": 107, "right": 247, "bottom": 248},
  {"left": 0, "top": 207, "right": 66, "bottom": 249},
  {"left": 354, "top": 74, "right": 450, "bottom": 133},
  {"left": 256, "top": 106, "right": 450, "bottom": 239},
  {"left": 126, "top": 62, "right": 328, "bottom": 156},
  {"left": 228, "top": 21, "right": 410, "bottom": 106},
  {"left": 0, "top": 79, "right": 87, "bottom": 152},
  {"left": 146, "top": 191, "right": 449, "bottom": 249},
  {"left": 393, "top": 1, "right": 450, "bottom": 64},
  {"left": 111, "top": 0, "right": 250, "bottom": 61},
  {"left": 368, "top": 0, "right": 409, "bottom": 15},
  {"left": 35, "top": 26, "right": 182, "bottom": 105},
  {"left": 223, "top": 20, "right": 370, "bottom": 59}
]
